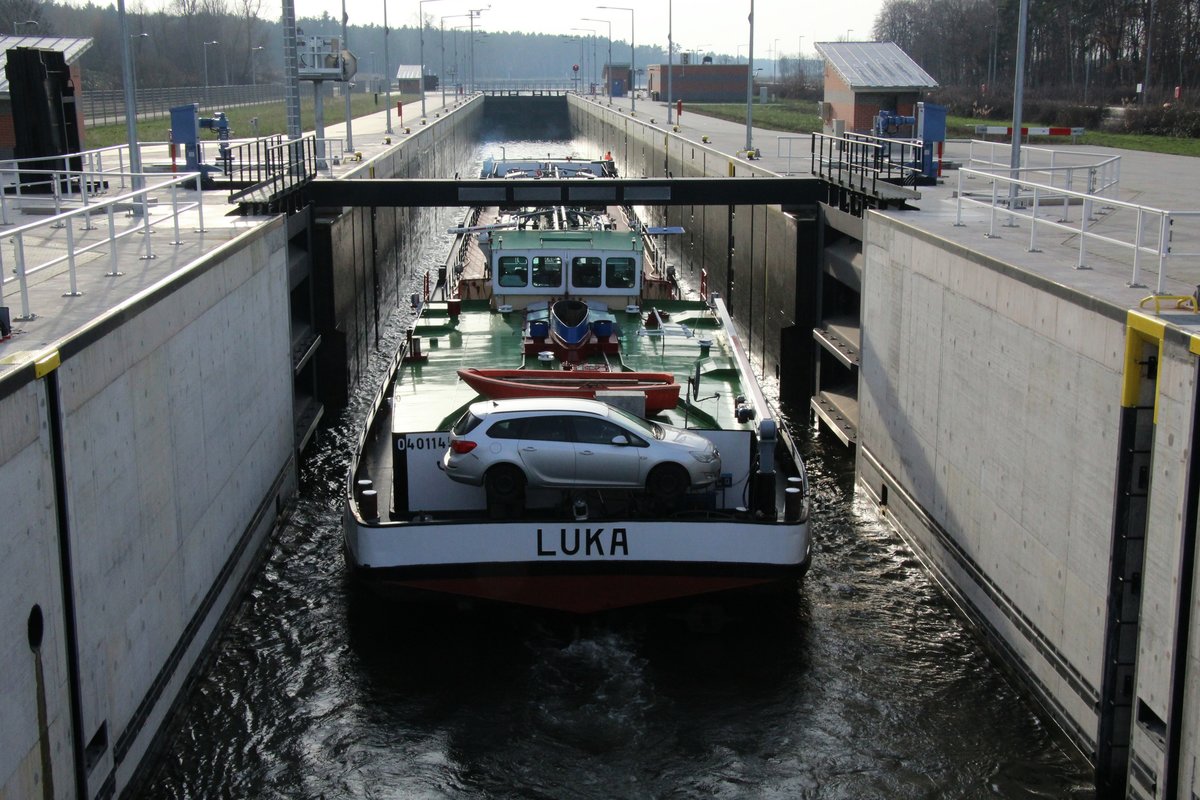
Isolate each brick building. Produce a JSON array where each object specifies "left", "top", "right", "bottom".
[
  {"left": 813, "top": 41, "right": 937, "bottom": 133},
  {"left": 602, "top": 63, "right": 633, "bottom": 97},
  {"left": 0, "top": 36, "right": 92, "bottom": 160},
  {"left": 646, "top": 63, "right": 750, "bottom": 103}
]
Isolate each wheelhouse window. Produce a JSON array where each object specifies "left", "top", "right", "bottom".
[
  {"left": 605, "top": 257, "right": 637, "bottom": 288},
  {"left": 571, "top": 256, "right": 602, "bottom": 288},
  {"left": 497, "top": 256, "right": 528, "bottom": 288},
  {"left": 532, "top": 256, "right": 563, "bottom": 288}
]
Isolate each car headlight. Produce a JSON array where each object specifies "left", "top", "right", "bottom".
[{"left": 690, "top": 450, "right": 718, "bottom": 463}]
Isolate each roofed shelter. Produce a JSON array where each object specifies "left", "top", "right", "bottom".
[
  {"left": 0, "top": 36, "right": 93, "bottom": 161},
  {"left": 814, "top": 41, "right": 937, "bottom": 133}
]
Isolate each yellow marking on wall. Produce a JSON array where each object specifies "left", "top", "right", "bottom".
[{"left": 33, "top": 349, "right": 60, "bottom": 378}]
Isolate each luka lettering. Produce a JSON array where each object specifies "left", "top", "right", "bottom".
[{"left": 536, "top": 527, "right": 630, "bottom": 557}]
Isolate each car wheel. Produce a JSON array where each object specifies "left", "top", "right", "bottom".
[
  {"left": 485, "top": 464, "right": 525, "bottom": 500},
  {"left": 647, "top": 463, "right": 689, "bottom": 499}
]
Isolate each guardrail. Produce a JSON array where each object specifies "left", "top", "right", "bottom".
[
  {"left": 955, "top": 167, "right": 1200, "bottom": 293},
  {"left": 965, "top": 140, "right": 1121, "bottom": 199},
  {"left": 0, "top": 170, "right": 206, "bottom": 320},
  {"left": 811, "top": 132, "right": 925, "bottom": 194}
]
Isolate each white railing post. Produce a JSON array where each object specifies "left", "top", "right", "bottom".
[
  {"left": 170, "top": 182, "right": 183, "bottom": 245},
  {"left": 80, "top": 164, "right": 96, "bottom": 230},
  {"left": 119, "top": 148, "right": 127, "bottom": 190},
  {"left": 986, "top": 176, "right": 1000, "bottom": 237},
  {"left": 955, "top": 170, "right": 965, "bottom": 226},
  {"left": 194, "top": 174, "right": 207, "bottom": 232},
  {"left": 106, "top": 204, "right": 123, "bottom": 277},
  {"left": 64, "top": 218, "right": 81, "bottom": 297},
  {"left": 1029, "top": 185, "right": 1041, "bottom": 252},
  {"left": 0, "top": 168, "right": 9, "bottom": 226},
  {"left": 140, "top": 189, "right": 156, "bottom": 261},
  {"left": 1156, "top": 213, "right": 1170, "bottom": 295},
  {"left": 14, "top": 231, "right": 32, "bottom": 320},
  {"left": 1076, "top": 196, "right": 1091, "bottom": 269},
  {"left": 51, "top": 172, "right": 64, "bottom": 228},
  {"left": 1130, "top": 207, "right": 1146, "bottom": 288}
]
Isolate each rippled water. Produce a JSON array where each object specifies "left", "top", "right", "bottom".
[{"left": 140, "top": 140, "right": 1095, "bottom": 799}]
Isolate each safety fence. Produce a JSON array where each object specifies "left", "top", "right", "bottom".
[
  {"left": 0, "top": 169, "right": 206, "bottom": 321},
  {"left": 82, "top": 84, "right": 286, "bottom": 126},
  {"left": 955, "top": 167, "right": 1200, "bottom": 294},
  {"left": 810, "top": 132, "right": 926, "bottom": 194},
  {"left": 965, "top": 140, "right": 1121, "bottom": 199}
]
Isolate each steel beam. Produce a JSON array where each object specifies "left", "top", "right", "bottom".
[{"left": 304, "top": 177, "right": 825, "bottom": 208}]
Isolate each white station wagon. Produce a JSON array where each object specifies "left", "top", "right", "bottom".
[{"left": 440, "top": 397, "right": 721, "bottom": 501}]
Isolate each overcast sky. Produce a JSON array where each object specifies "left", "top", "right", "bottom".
[{"left": 273, "top": 0, "right": 886, "bottom": 58}]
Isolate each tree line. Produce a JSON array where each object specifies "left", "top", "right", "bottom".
[
  {"left": 872, "top": 0, "right": 1197, "bottom": 104},
  {"left": 0, "top": 0, "right": 667, "bottom": 91}
]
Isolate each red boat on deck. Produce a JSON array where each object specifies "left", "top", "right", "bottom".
[{"left": 457, "top": 367, "right": 682, "bottom": 413}]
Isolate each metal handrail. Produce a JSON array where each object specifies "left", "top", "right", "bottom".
[
  {"left": 965, "top": 139, "right": 1121, "bottom": 199},
  {"left": 955, "top": 166, "right": 1199, "bottom": 294},
  {"left": 0, "top": 170, "right": 205, "bottom": 320},
  {"left": 810, "top": 132, "right": 925, "bottom": 195}
]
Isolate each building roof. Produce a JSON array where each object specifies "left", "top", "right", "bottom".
[
  {"left": 813, "top": 41, "right": 937, "bottom": 90},
  {"left": 394, "top": 64, "right": 422, "bottom": 80},
  {"left": 0, "top": 36, "right": 94, "bottom": 94}
]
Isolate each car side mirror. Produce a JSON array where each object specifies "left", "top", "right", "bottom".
[{"left": 610, "top": 434, "right": 630, "bottom": 446}]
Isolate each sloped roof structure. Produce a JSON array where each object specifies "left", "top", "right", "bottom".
[
  {"left": 0, "top": 36, "right": 94, "bottom": 94},
  {"left": 813, "top": 41, "right": 937, "bottom": 90}
]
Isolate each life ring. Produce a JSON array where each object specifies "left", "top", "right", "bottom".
[{"left": 535, "top": 169, "right": 543, "bottom": 177}]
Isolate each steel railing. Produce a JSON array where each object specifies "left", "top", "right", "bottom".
[
  {"left": 811, "top": 132, "right": 925, "bottom": 194},
  {"left": 955, "top": 167, "right": 1200, "bottom": 293},
  {"left": 0, "top": 169, "right": 206, "bottom": 320},
  {"left": 965, "top": 140, "right": 1121, "bottom": 199}
]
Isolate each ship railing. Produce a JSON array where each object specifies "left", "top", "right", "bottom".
[
  {"left": 0, "top": 169, "right": 206, "bottom": 320},
  {"left": 965, "top": 139, "right": 1121, "bottom": 199},
  {"left": 955, "top": 166, "right": 1200, "bottom": 293}
]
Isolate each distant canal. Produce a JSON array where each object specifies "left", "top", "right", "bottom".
[{"left": 141, "top": 139, "right": 1094, "bottom": 799}]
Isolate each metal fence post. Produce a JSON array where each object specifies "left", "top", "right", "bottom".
[
  {"left": 170, "top": 182, "right": 182, "bottom": 245},
  {"left": 1156, "top": 213, "right": 1170, "bottom": 295},
  {"left": 106, "top": 204, "right": 123, "bottom": 277},
  {"left": 14, "top": 231, "right": 32, "bottom": 319},
  {"left": 1129, "top": 207, "right": 1146, "bottom": 288},
  {"left": 1029, "top": 186, "right": 1041, "bottom": 252},
  {"left": 64, "top": 217, "right": 81, "bottom": 297},
  {"left": 1076, "top": 197, "right": 1091, "bottom": 269}
]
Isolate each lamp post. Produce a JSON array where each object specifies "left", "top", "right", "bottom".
[
  {"left": 419, "top": 0, "right": 441, "bottom": 117},
  {"left": 442, "top": 13, "right": 471, "bottom": 105},
  {"left": 203, "top": 40, "right": 219, "bottom": 88},
  {"left": 119, "top": 4, "right": 145, "bottom": 207},
  {"left": 571, "top": 28, "right": 595, "bottom": 93},
  {"left": 745, "top": 0, "right": 754, "bottom": 153},
  {"left": 468, "top": 7, "right": 486, "bottom": 93},
  {"left": 596, "top": 5, "right": 633, "bottom": 112},
  {"left": 251, "top": 44, "right": 264, "bottom": 85},
  {"left": 13, "top": 19, "right": 38, "bottom": 35},
  {"left": 383, "top": 0, "right": 393, "bottom": 132},
  {"left": 581, "top": 17, "right": 611, "bottom": 99},
  {"left": 342, "top": 0, "right": 352, "bottom": 150},
  {"left": 666, "top": 0, "right": 673, "bottom": 123}
]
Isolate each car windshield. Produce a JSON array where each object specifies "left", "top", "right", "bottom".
[{"left": 607, "top": 406, "right": 664, "bottom": 440}]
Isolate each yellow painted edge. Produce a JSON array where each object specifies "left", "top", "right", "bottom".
[
  {"left": 1122, "top": 310, "right": 1165, "bottom": 422},
  {"left": 1191, "top": 333, "right": 1200, "bottom": 357},
  {"left": 34, "top": 349, "right": 60, "bottom": 378}
]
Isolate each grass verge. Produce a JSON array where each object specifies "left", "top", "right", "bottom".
[{"left": 84, "top": 92, "right": 421, "bottom": 148}]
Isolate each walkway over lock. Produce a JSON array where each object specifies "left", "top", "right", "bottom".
[{"left": 302, "top": 176, "right": 826, "bottom": 209}]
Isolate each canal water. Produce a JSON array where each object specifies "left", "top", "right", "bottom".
[{"left": 141, "top": 140, "right": 1095, "bottom": 798}]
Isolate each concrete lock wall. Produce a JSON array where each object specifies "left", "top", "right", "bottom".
[
  {"left": 0, "top": 219, "right": 296, "bottom": 800},
  {"left": 567, "top": 96, "right": 806, "bottom": 386},
  {"left": 1, "top": 379, "right": 73, "bottom": 799},
  {"left": 314, "top": 97, "right": 483, "bottom": 397},
  {"left": 857, "top": 212, "right": 1200, "bottom": 795}
]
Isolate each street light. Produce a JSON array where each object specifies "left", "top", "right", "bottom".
[
  {"left": 745, "top": 0, "right": 754, "bottom": 153},
  {"left": 442, "top": 12, "right": 473, "bottom": 106},
  {"left": 581, "top": 17, "right": 611, "bottom": 99},
  {"left": 666, "top": 0, "right": 673, "bottom": 124},
  {"left": 571, "top": 28, "right": 595, "bottom": 93},
  {"left": 251, "top": 45, "right": 264, "bottom": 85},
  {"left": 342, "top": 0, "right": 352, "bottom": 150},
  {"left": 419, "top": 0, "right": 442, "bottom": 117},
  {"left": 468, "top": 7, "right": 487, "bottom": 93},
  {"left": 13, "top": 19, "right": 38, "bottom": 35},
  {"left": 203, "top": 40, "right": 219, "bottom": 88},
  {"left": 383, "top": 0, "right": 394, "bottom": 132},
  {"left": 596, "top": 5, "right": 633, "bottom": 112}
]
